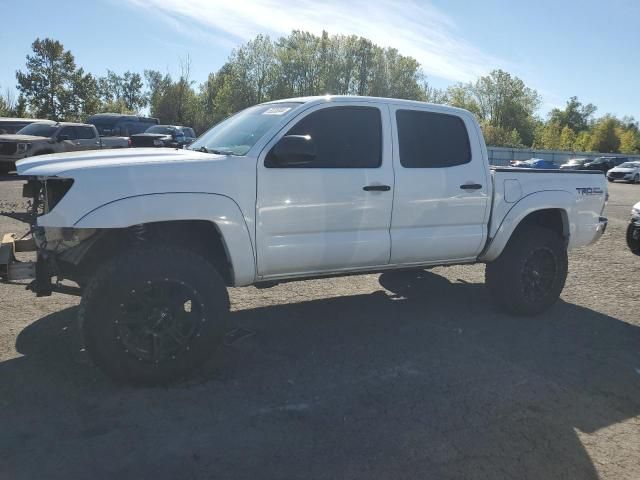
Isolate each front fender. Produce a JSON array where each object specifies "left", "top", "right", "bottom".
[
  {"left": 72, "top": 193, "right": 256, "bottom": 286},
  {"left": 479, "top": 191, "right": 573, "bottom": 262}
]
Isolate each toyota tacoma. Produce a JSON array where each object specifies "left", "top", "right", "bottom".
[{"left": 0, "top": 96, "right": 608, "bottom": 385}]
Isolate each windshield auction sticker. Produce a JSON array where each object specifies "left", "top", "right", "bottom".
[{"left": 263, "top": 107, "right": 292, "bottom": 115}]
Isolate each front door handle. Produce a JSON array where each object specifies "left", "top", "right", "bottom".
[
  {"left": 363, "top": 185, "right": 391, "bottom": 192},
  {"left": 460, "top": 183, "right": 483, "bottom": 190}
]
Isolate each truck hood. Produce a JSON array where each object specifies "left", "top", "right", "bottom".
[
  {"left": 0, "top": 134, "right": 51, "bottom": 142},
  {"left": 16, "top": 147, "right": 220, "bottom": 176}
]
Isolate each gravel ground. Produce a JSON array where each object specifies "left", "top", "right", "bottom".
[{"left": 0, "top": 180, "right": 638, "bottom": 479}]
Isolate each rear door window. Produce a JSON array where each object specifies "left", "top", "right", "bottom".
[{"left": 396, "top": 110, "right": 471, "bottom": 168}]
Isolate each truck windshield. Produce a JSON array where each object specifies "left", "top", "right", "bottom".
[
  {"left": 16, "top": 123, "right": 57, "bottom": 137},
  {"left": 189, "top": 102, "right": 302, "bottom": 156}
]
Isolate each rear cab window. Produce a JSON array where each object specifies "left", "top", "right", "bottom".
[
  {"left": 396, "top": 109, "right": 471, "bottom": 168},
  {"left": 77, "top": 126, "right": 96, "bottom": 139}
]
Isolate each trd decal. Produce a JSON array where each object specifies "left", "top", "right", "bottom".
[{"left": 576, "top": 187, "right": 604, "bottom": 196}]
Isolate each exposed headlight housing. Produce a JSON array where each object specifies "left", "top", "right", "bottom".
[{"left": 23, "top": 177, "right": 74, "bottom": 216}]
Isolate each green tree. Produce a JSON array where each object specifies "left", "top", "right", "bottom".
[
  {"left": 445, "top": 83, "right": 481, "bottom": 116},
  {"left": 446, "top": 70, "right": 539, "bottom": 145},
  {"left": 533, "top": 122, "right": 561, "bottom": 150},
  {"left": 559, "top": 125, "right": 576, "bottom": 150},
  {"left": 480, "top": 122, "right": 523, "bottom": 147},
  {"left": 0, "top": 87, "right": 16, "bottom": 116},
  {"left": 573, "top": 131, "right": 591, "bottom": 151},
  {"left": 589, "top": 116, "right": 620, "bottom": 153},
  {"left": 145, "top": 59, "right": 199, "bottom": 128},
  {"left": 548, "top": 96, "right": 596, "bottom": 132},
  {"left": 422, "top": 82, "right": 448, "bottom": 104},
  {"left": 15, "top": 38, "right": 96, "bottom": 120},
  {"left": 618, "top": 128, "right": 639, "bottom": 153},
  {"left": 98, "top": 70, "right": 146, "bottom": 113},
  {"left": 67, "top": 69, "right": 101, "bottom": 120}
]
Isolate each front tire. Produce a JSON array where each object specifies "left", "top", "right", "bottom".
[
  {"left": 485, "top": 225, "right": 568, "bottom": 315},
  {"left": 634, "top": 174, "right": 640, "bottom": 184},
  {"left": 79, "top": 246, "right": 230, "bottom": 385}
]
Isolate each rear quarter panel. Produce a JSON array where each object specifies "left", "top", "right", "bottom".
[{"left": 480, "top": 169, "right": 607, "bottom": 261}]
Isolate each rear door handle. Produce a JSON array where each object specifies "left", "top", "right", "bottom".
[
  {"left": 363, "top": 185, "right": 391, "bottom": 192},
  {"left": 460, "top": 183, "right": 483, "bottom": 190}
]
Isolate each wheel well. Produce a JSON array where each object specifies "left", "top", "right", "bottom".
[
  {"left": 516, "top": 209, "right": 568, "bottom": 241},
  {"left": 70, "top": 220, "right": 234, "bottom": 286}
]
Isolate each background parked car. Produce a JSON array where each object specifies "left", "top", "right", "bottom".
[
  {"left": 607, "top": 161, "right": 640, "bottom": 183},
  {"left": 130, "top": 125, "right": 197, "bottom": 148},
  {"left": 0, "top": 121, "right": 126, "bottom": 172},
  {"left": 627, "top": 201, "right": 640, "bottom": 255},
  {"left": 0, "top": 117, "right": 50, "bottom": 135},
  {"left": 583, "top": 156, "right": 627, "bottom": 173},
  {"left": 559, "top": 158, "right": 590, "bottom": 170},
  {"left": 85, "top": 113, "right": 159, "bottom": 137},
  {"left": 509, "top": 158, "right": 559, "bottom": 169}
]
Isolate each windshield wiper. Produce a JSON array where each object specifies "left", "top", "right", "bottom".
[
  {"left": 209, "top": 147, "right": 236, "bottom": 155},
  {"left": 194, "top": 146, "right": 236, "bottom": 156}
]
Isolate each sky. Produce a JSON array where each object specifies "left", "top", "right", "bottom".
[{"left": 1, "top": 0, "right": 639, "bottom": 119}]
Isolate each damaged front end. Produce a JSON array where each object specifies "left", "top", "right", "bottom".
[{"left": 0, "top": 175, "right": 96, "bottom": 296}]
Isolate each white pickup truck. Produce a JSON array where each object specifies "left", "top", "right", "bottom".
[{"left": 0, "top": 96, "right": 608, "bottom": 385}]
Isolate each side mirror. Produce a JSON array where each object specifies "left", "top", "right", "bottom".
[
  {"left": 57, "top": 134, "right": 69, "bottom": 142},
  {"left": 267, "top": 135, "right": 316, "bottom": 167}
]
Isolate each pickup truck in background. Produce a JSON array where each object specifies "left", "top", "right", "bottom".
[
  {"left": 86, "top": 113, "right": 159, "bottom": 139},
  {"left": 0, "top": 121, "right": 128, "bottom": 172},
  {"left": 0, "top": 96, "right": 608, "bottom": 385},
  {"left": 130, "top": 125, "right": 197, "bottom": 148},
  {"left": 0, "top": 117, "right": 50, "bottom": 135}
]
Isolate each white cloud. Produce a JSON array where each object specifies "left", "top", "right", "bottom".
[{"left": 126, "top": 0, "right": 505, "bottom": 82}]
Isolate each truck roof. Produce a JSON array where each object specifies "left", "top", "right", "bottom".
[
  {"left": 86, "top": 113, "right": 159, "bottom": 122},
  {"left": 30, "top": 121, "right": 91, "bottom": 127},
  {"left": 265, "top": 95, "right": 472, "bottom": 115},
  {"left": 0, "top": 117, "right": 51, "bottom": 122}
]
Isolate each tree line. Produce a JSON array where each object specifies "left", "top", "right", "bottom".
[{"left": 1, "top": 34, "right": 638, "bottom": 154}]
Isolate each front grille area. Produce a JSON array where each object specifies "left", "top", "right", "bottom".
[
  {"left": 131, "top": 136, "right": 158, "bottom": 148},
  {"left": 609, "top": 172, "right": 625, "bottom": 179},
  {"left": 0, "top": 142, "right": 17, "bottom": 155}
]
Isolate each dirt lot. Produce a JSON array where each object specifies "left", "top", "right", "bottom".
[{"left": 0, "top": 180, "right": 638, "bottom": 479}]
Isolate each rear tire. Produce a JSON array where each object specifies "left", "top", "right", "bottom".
[
  {"left": 485, "top": 225, "right": 568, "bottom": 316},
  {"left": 79, "top": 246, "right": 230, "bottom": 385}
]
